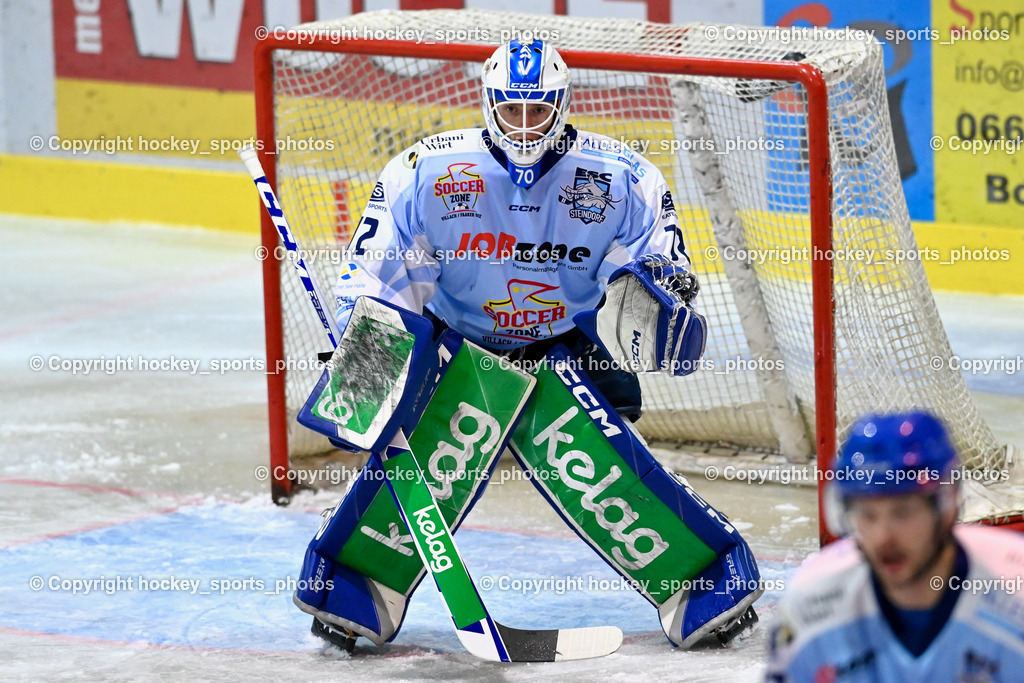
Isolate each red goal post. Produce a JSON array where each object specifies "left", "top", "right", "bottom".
[{"left": 251, "top": 10, "right": 1018, "bottom": 543}]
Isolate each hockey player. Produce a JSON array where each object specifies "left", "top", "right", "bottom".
[
  {"left": 294, "top": 39, "right": 761, "bottom": 655},
  {"left": 765, "top": 410, "right": 1024, "bottom": 682}
]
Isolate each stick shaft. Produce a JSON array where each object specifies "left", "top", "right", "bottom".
[{"left": 238, "top": 146, "right": 339, "bottom": 347}]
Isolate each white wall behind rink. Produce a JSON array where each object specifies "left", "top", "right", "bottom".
[{"left": 0, "top": 0, "right": 56, "bottom": 155}]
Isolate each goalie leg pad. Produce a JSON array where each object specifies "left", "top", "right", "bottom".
[
  {"left": 294, "top": 336, "right": 536, "bottom": 647},
  {"left": 509, "top": 345, "right": 761, "bottom": 648},
  {"left": 293, "top": 456, "right": 412, "bottom": 646},
  {"left": 657, "top": 497, "right": 763, "bottom": 648},
  {"left": 295, "top": 544, "right": 408, "bottom": 647}
]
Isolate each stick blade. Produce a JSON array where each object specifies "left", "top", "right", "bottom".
[
  {"left": 549, "top": 625, "right": 624, "bottom": 661},
  {"left": 457, "top": 621, "right": 622, "bottom": 662}
]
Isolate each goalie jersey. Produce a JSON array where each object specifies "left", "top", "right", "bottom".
[
  {"left": 336, "top": 126, "right": 687, "bottom": 349},
  {"left": 764, "top": 525, "right": 1024, "bottom": 682}
]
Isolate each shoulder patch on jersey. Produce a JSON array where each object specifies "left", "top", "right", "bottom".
[
  {"left": 419, "top": 131, "right": 466, "bottom": 151},
  {"left": 369, "top": 182, "right": 386, "bottom": 203},
  {"left": 576, "top": 135, "right": 635, "bottom": 166},
  {"left": 557, "top": 167, "right": 621, "bottom": 225},
  {"left": 413, "top": 128, "right": 486, "bottom": 159},
  {"left": 401, "top": 145, "right": 419, "bottom": 169},
  {"left": 575, "top": 132, "right": 653, "bottom": 165},
  {"left": 661, "top": 190, "right": 677, "bottom": 219}
]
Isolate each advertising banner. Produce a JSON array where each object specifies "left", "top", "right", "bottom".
[
  {"left": 931, "top": 0, "right": 1023, "bottom": 226},
  {"left": 766, "top": 0, "right": 936, "bottom": 220}
]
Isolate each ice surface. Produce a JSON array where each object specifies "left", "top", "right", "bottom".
[{"left": 0, "top": 216, "right": 1020, "bottom": 681}]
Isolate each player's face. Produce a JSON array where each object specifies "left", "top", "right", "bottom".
[
  {"left": 494, "top": 101, "right": 556, "bottom": 143},
  {"left": 848, "top": 493, "right": 950, "bottom": 592}
]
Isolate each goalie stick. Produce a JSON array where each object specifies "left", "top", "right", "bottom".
[{"left": 238, "top": 146, "right": 622, "bottom": 662}]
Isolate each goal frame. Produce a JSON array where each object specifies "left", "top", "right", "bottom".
[{"left": 251, "top": 36, "right": 837, "bottom": 542}]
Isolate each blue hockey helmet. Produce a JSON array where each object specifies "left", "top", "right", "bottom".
[
  {"left": 482, "top": 39, "right": 572, "bottom": 168},
  {"left": 832, "top": 410, "right": 958, "bottom": 501}
]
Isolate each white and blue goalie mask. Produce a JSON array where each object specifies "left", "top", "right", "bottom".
[{"left": 482, "top": 39, "right": 572, "bottom": 168}]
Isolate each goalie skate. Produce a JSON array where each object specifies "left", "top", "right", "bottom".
[
  {"left": 311, "top": 617, "right": 357, "bottom": 654},
  {"left": 713, "top": 606, "right": 759, "bottom": 646}
]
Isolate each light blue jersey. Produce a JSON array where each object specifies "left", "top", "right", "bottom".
[
  {"left": 765, "top": 525, "right": 1024, "bottom": 682},
  {"left": 335, "top": 126, "right": 686, "bottom": 349}
]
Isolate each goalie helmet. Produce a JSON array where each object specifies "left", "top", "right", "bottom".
[{"left": 482, "top": 39, "right": 572, "bottom": 169}]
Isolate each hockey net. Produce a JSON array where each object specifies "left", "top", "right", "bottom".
[{"left": 253, "top": 9, "right": 1019, "bottom": 528}]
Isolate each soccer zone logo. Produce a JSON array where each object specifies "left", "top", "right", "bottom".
[
  {"left": 559, "top": 167, "right": 621, "bottom": 224},
  {"left": 435, "top": 163, "right": 485, "bottom": 221},
  {"left": 484, "top": 280, "right": 566, "bottom": 340}
]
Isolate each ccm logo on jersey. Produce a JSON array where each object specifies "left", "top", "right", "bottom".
[{"left": 509, "top": 204, "right": 540, "bottom": 212}]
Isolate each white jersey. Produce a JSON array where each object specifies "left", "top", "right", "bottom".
[
  {"left": 334, "top": 126, "right": 686, "bottom": 349},
  {"left": 765, "top": 525, "right": 1024, "bottom": 682}
]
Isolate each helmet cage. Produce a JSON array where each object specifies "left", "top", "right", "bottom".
[{"left": 484, "top": 87, "right": 568, "bottom": 161}]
